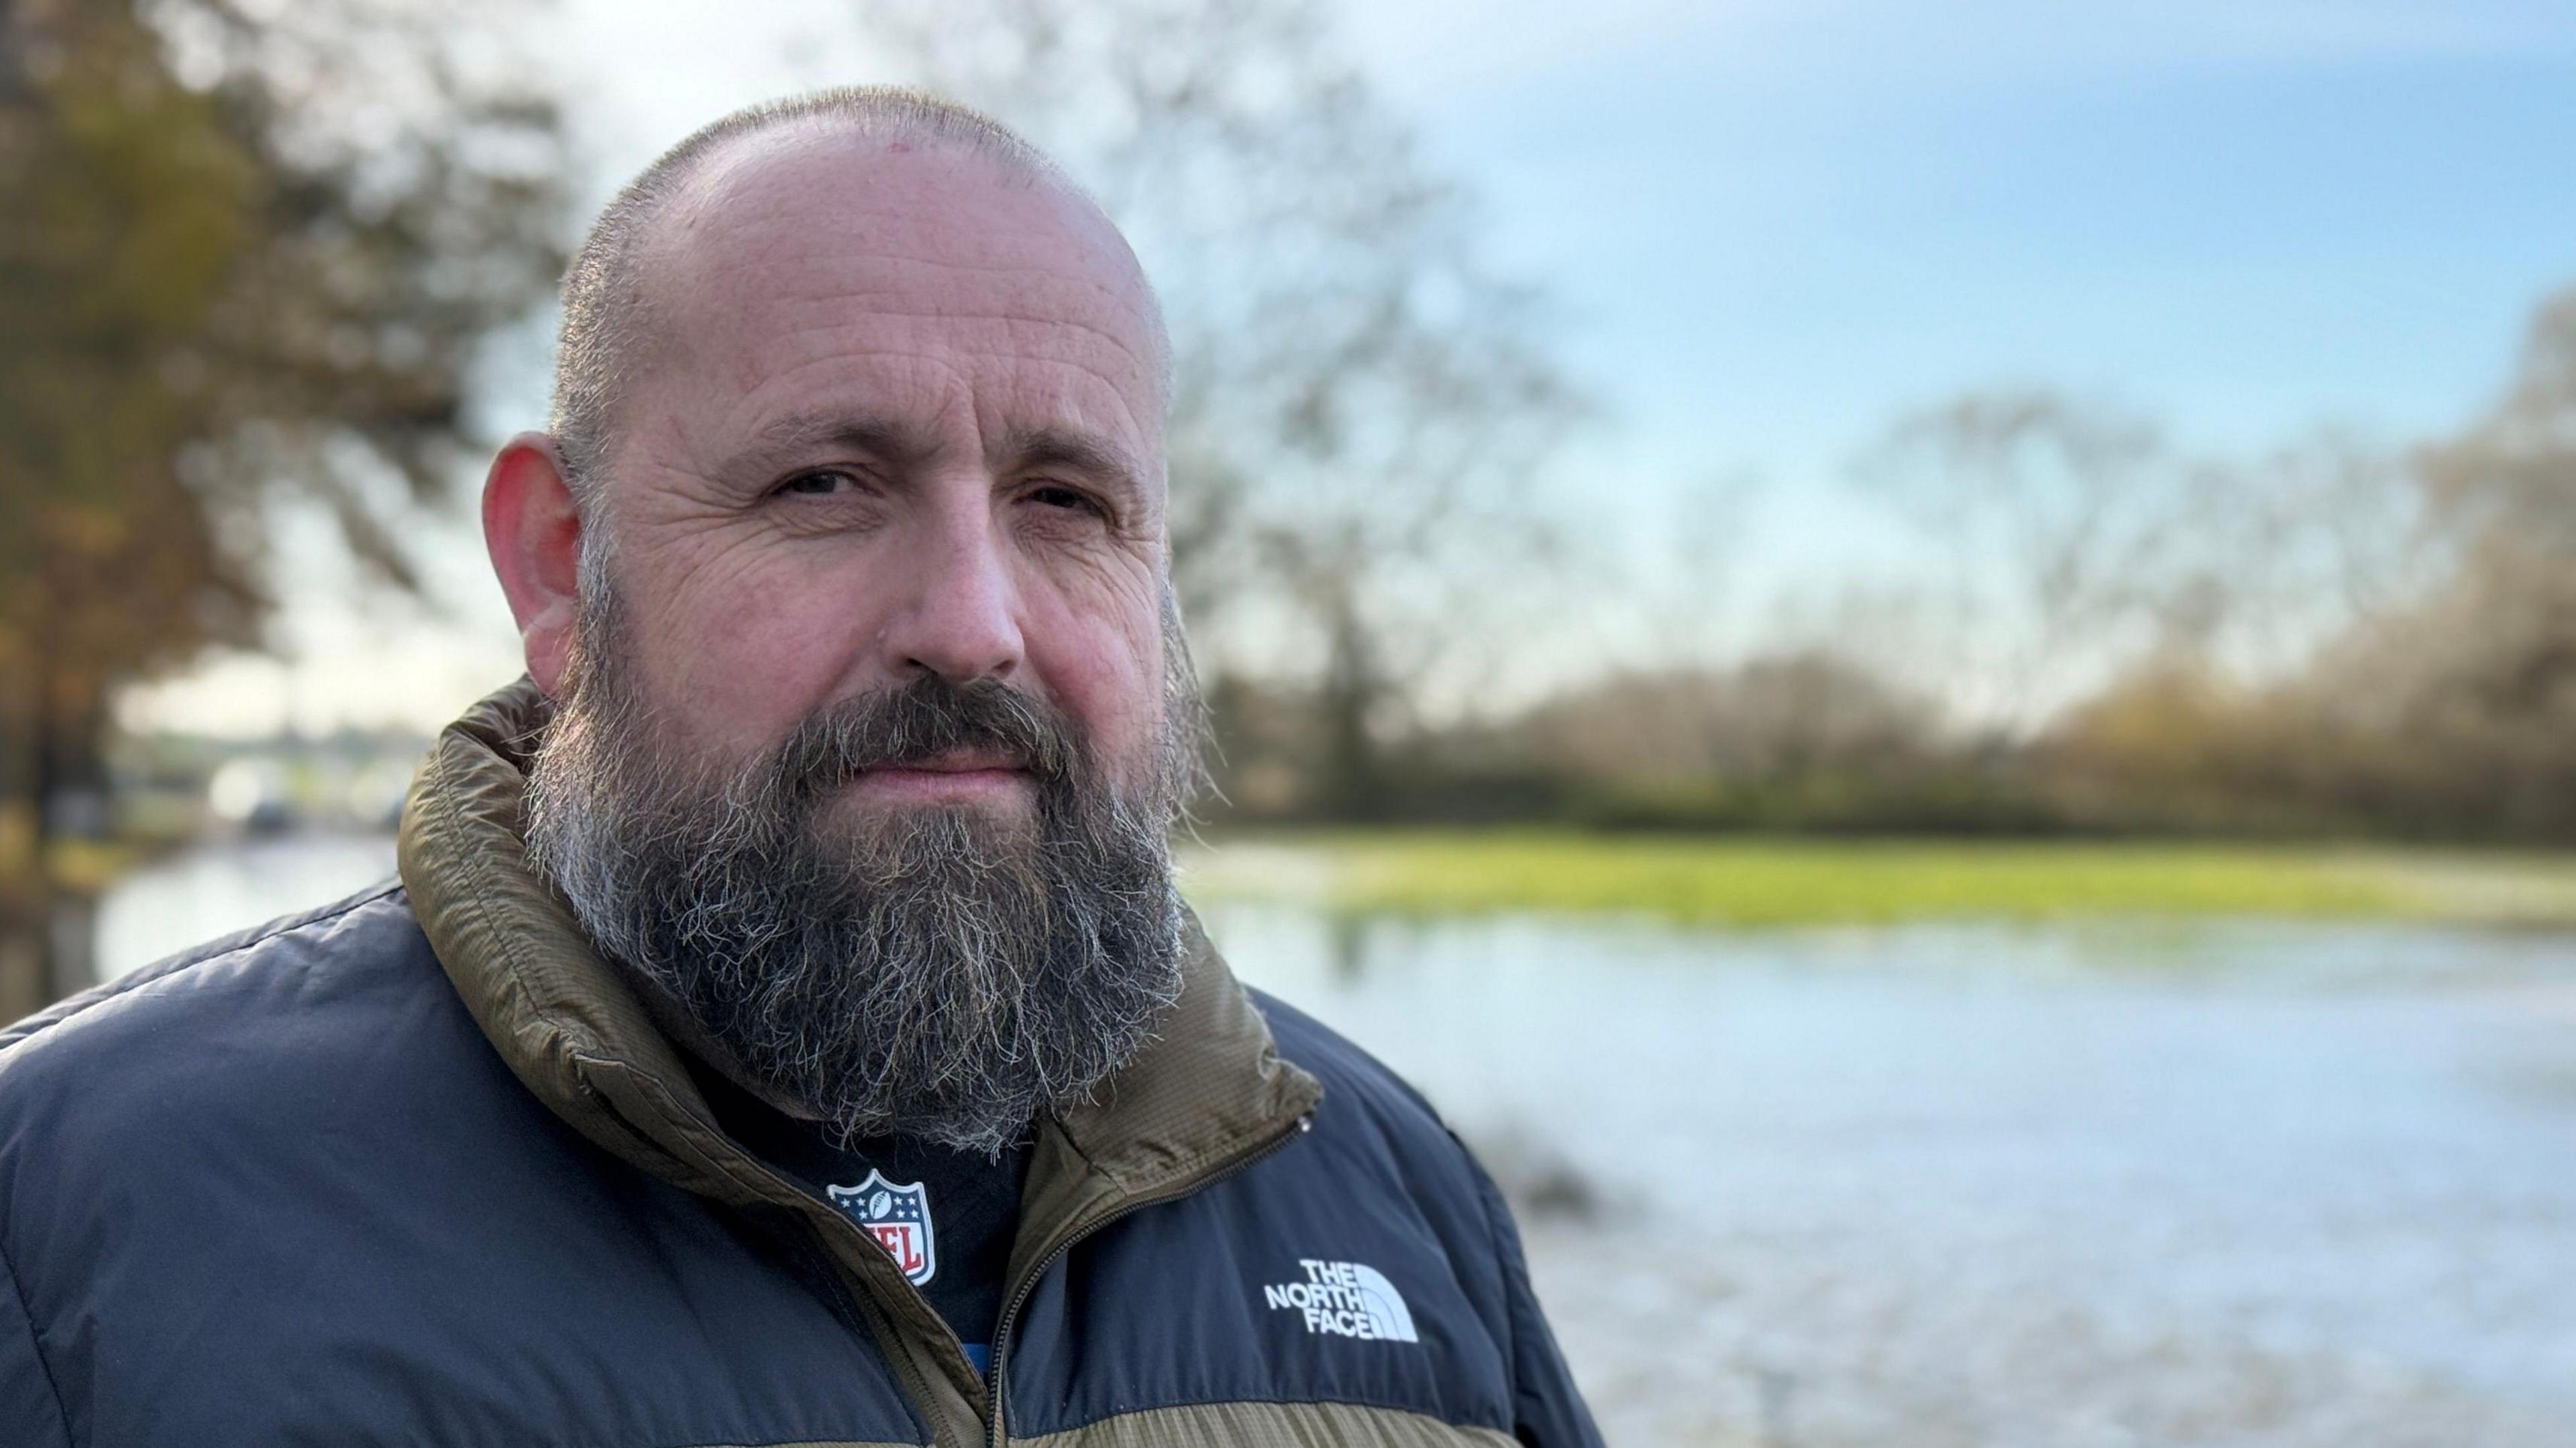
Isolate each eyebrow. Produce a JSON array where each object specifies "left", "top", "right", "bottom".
[
  {"left": 1003, "top": 425, "right": 1148, "bottom": 504},
  {"left": 721, "top": 410, "right": 1150, "bottom": 504},
  {"left": 722, "top": 411, "right": 940, "bottom": 484}
]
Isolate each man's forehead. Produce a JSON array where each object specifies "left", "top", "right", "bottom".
[{"left": 637, "top": 128, "right": 1163, "bottom": 406}]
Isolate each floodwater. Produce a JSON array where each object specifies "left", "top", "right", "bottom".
[
  {"left": 95, "top": 831, "right": 399, "bottom": 977},
  {"left": 97, "top": 837, "right": 2576, "bottom": 1447}
]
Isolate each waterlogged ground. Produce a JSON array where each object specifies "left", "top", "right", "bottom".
[
  {"left": 95, "top": 838, "right": 2576, "bottom": 1446},
  {"left": 1181, "top": 833, "right": 2576, "bottom": 928},
  {"left": 1200, "top": 906, "right": 2576, "bottom": 1448}
]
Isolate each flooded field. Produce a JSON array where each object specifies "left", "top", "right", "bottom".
[
  {"left": 96, "top": 838, "right": 2576, "bottom": 1446},
  {"left": 1201, "top": 906, "right": 2576, "bottom": 1448}
]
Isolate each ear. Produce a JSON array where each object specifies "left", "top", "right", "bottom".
[{"left": 482, "top": 433, "right": 587, "bottom": 698}]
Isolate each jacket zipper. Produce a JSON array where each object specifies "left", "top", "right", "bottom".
[{"left": 982, "top": 1111, "right": 1313, "bottom": 1448}]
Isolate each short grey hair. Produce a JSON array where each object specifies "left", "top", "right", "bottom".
[{"left": 547, "top": 86, "right": 1157, "bottom": 504}]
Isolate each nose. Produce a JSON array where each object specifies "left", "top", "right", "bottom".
[{"left": 878, "top": 500, "right": 1024, "bottom": 686}]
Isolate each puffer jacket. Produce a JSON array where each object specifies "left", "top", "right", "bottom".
[{"left": 0, "top": 681, "right": 1603, "bottom": 1447}]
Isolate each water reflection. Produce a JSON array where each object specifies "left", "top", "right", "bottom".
[{"left": 93, "top": 841, "right": 2576, "bottom": 1446}]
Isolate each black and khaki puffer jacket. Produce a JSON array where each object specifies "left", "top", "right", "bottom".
[{"left": 0, "top": 682, "right": 1603, "bottom": 1448}]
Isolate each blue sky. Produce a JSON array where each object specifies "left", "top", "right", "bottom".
[
  {"left": 122, "top": 0, "right": 2576, "bottom": 734},
  {"left": 1381, "top": 0, "right": 2576, "bottom": 474}
]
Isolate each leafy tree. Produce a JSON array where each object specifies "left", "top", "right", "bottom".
[{"left": 0, "top": 0, "right": 568, "bottom": 1012}]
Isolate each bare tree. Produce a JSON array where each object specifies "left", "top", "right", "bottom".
[
  {"left": 2419, "top": 286, "right": 2576, "bottom": 566},
  {"left": 845, "top": 0, "right": 1582, "bottom": 815},
  {"left": 1854, "top": 390, "right": 2185, "bottom": 728},
  {"left": 1853, "top": 388, "right": 2414, "bottom": 734},
  {"left": 2306, "top": 284, "right": 2576, "bottom": 837},
  {"left": 2194, "top": 429, "right": 2424, "bottom": 677}
]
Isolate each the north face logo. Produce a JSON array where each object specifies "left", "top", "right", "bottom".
[{"left": 1263, "top": 1259, "right": 1418, "bottom": 1343}]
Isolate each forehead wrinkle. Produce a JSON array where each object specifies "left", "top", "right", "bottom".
[
  {"left": 758, "top": 304, "right": 1154, "bottom": 378},
  {"left": 735, "top": 320, "right": 1159, "bottom": 468},
  {"left": 729, "top": 338, "right": 1134, "bottom": 437},
  {"left": 734, "top": 256, "right": 1157, "bottom": 369},
  {"left": 694, "top": 254, "right": 1160, "bottom": 437}
]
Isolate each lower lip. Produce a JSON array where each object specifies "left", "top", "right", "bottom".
[{"left": 845, "top": 767, "right": 1031, "bottom": 803}]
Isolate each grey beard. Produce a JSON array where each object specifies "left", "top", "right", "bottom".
[{"left": 523, "top": 641, "right": 1192, "bottom": 1158}]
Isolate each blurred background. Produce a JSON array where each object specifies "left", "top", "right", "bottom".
[{"left": 7, "top": 0, "right": 2576, "bottom": 1441}]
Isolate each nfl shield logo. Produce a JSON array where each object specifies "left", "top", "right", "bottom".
[{"left": 828, "top": 1170, "right": 937, "bottom": 1286}]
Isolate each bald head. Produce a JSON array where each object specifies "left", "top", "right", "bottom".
[
  {"left": 549, "top": 87, "right": 1167, "bottom": 496},
  {"left": 488, "top": 80, "right": 1184, "bottom": 797}
]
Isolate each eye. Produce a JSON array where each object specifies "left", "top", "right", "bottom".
[
  {"left": 1024, "top": 483, "right": 1103, "bottom": 516},
  {"left": 774, "top": 469, "right": 863, "bottom": 498}
]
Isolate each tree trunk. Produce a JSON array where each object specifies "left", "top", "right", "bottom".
[
  {"left": 0, "top": 708, "right": 51, "bottom": 1023},
  {"left": 1316, "top": 595, "right": 1389, "bottom": 822},
  {"left": 0, "top": 547, "right": 95, "bottom": 1021}
]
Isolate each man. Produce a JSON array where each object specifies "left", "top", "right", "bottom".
[{"left": 0, "top": 89, "right": 1601, "bottom": 1447}]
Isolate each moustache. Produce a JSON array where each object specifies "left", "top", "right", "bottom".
[{"left": 761, "top": 675, "right": 1087, "bottom": 806}]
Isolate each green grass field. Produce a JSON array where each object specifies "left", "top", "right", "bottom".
[{"left": 1178, "top": 830, "right": 2576, "bottom": 928}]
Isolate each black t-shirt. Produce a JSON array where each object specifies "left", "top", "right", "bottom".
[{"left": 688, "top": 1062, "right": 1030, "bottom": 1375}]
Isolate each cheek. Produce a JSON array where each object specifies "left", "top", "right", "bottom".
[
  {"left": 619, "top": 549, "right": 875, "bottom": 757},
  {"left": 1028, "top": 590, "right": 1166, "bottom": 777}
]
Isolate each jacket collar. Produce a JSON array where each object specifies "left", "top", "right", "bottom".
[{"left": 395, "top": 677, "right": 1320, "bottom": 1215}]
